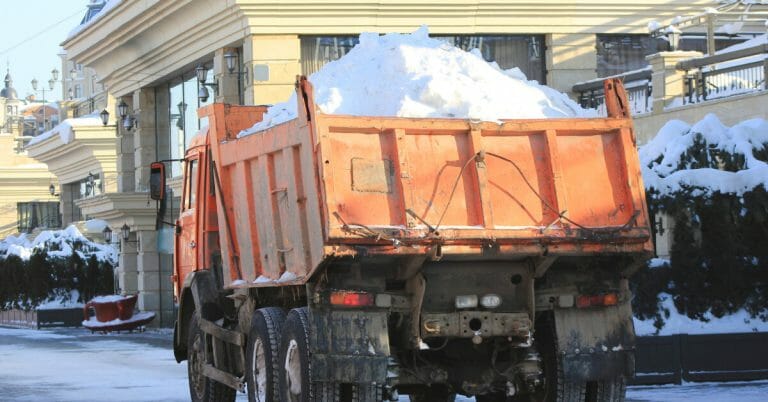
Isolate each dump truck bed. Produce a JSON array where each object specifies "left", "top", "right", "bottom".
[{"left": 203, "top": 78, "right": 652, "bottom": 287}]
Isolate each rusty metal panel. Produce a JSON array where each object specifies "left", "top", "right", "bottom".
[{"left": 203, "top": 78, "right": 652, "bottom": 289}]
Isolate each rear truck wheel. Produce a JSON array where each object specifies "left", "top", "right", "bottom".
[
  {"left": 410, "top": 385, "right": 456, "bottom": 402},
  {"left": 278, "top": 307, "right": 339, "bottom": 402},
  {"left": 528, "top": 314, "right": 586, "bottom": 402},
  {"left": 187, "top": 314, "right": 236, "bottom": 402},
  {"left": 586, "top": 377, "right": 626, "bottom": 402},
  {"left": 246, "top": 307, "right": 286, "bottom": 402}
]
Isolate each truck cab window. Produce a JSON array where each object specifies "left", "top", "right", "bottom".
[{"left": 185, "top": 159, "right": 199, "bottom": 210}]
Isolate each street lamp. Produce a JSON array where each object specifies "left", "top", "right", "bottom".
[
  {"left": 31, "top": 69, "right": 58, "bottom": 134},
  {"left": 196, "top": 63, "right": 218, "bottom": 102},
  {"left": 102, "top": 226, "right": 113, "bottom": 243},
  {"left": 223, "top": 50, "right": 249, "bottom": 85}
]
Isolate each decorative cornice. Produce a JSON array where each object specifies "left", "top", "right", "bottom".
[
  {"left": 26, "top": 125, "right": 118, "bottom": 184},
  {"left": 76, "top": 192, "right": 159, "bottom": 231},
  {"left": 63, "top": 0, "right": 717, "bottom": 96}
]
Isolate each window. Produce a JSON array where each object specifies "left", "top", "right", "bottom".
[
  {"left": 434, "top": 35, "right": 546, "bottom": 83},
  {"left": 184, "top": 159, "right": 199, "bottom": 210},
  {"left": 678, "top": 33, "right": 756, "bottom": 54},
  {"left": 168, "top": 69, "right": 214, "bottom": 177},
  {"left": 300, "top": 36, "right": 359, "bottom": 76},
  {"left": 17, "top": 202, "right": 61, "bottom": 233},
  {"left": 300, "top": 34, "right": 546, "bottom": 83},
  {"left": 596, "top": 34, "right": 668, "bottom": 77}
]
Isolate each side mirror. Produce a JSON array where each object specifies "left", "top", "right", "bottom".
[{"left": 149, "top": 162, "right": 165, "bottom": 201}]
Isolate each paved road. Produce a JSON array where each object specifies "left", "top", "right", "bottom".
[{"left": 1, "top": 326, "right": 767, "bottom": 401}]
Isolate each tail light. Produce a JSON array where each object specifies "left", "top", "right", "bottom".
[
  {"left": 329, "top": 291, "right": 375, "bottom": 307},
  {"left": 576, "top": 293, "right": 619, "bottom": 308}
]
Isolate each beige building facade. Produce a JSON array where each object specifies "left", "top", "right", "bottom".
[
  {"left": 58, "top": 0, "right": 732, "bottom": 325},
  {"left": 0, "top": 71, "right": 60, "bottom": 238}
]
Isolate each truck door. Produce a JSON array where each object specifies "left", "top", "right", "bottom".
[{"left": 176, "top": 156, "right": 200, "bottom": 276}]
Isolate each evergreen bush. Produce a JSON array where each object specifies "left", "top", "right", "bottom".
[
  {"left": 632, "top": 117, "right": 768, "bottom": 329},
  {"left": 0, "top": 242, "right": 116, "bottom": 311}
]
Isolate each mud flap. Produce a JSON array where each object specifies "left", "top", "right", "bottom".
[
  {"left": 309, "top": 309, "right": 390, "bottom": 383},
  {"left": 553, "top": 303, "right": 636, "bottom": 381}
]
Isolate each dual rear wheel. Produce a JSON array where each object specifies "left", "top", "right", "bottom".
[{"left": 246, "top": 307, "right": 378, "bottom": 402}]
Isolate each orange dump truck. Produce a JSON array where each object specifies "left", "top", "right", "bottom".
[{"left": 150, "top": 77, "right": 652, "bottom": 402}]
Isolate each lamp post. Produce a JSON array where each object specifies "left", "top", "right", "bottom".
[{"left": 30, "top": 69, "right": 58, "bottom": 134}]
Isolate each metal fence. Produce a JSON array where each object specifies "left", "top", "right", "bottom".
[
  {"left": 0, "top": 308, "right": 83, "bottom": 329},
  {"left": 679, "top": 43, "right": 768, "bottom": 105},
  {"left": 573, "top": 69, "right": 653, "bottom": 117},
  {"left": 632, "top": 332, "right": 768, "bottom": 385}
]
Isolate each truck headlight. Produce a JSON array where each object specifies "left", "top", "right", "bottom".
[
  {"left": 480, "top": 294, "right": 502, "bottom": 308},
  {"left": 455, "top": 295, "right": 478, "bottom": 309}
]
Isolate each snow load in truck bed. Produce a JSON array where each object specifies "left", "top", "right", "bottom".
[{"left": 239, "top": 26, "right": 592, "bottom": 137}]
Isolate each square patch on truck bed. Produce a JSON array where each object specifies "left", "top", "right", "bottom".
[{"left": 351, "top": 158, "right": 394, "bottom": 193}]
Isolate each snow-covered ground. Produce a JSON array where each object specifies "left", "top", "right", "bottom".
[{"left": 1, "top": 326, "right": 767, "bottom": 401}]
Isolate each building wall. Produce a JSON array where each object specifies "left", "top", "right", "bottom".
[{"left": 0, "top": 133, "right": 57, "bottom": 237}]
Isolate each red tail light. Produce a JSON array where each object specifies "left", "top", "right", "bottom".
[
  {"left": 576, "top": 293, "right": 619, "bottom": 308},
  {"left": 329, "top": 291, "right": 374, "bottom": 307}
]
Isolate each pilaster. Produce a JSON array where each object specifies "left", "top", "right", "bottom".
[
  {"left": 547, "top": 33, "right": 598, "bottom": 96},
  {"left": 243, "top": 35, "right": 301, "bottom": 105},
  {"left": 647, "top": 51, "right": 703, "bottom": 113}
]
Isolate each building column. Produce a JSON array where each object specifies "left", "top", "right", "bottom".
[
  {"left": 242, "top": 35, "right": 301, "bottom": 105},
  {"left": 118, "top": 236, "right": 139, "bottom": 295},
  {"left": 647, "top": 51, "right": 703, "bottom": 113},
  {"left": 214, "top": 48, "right": 241, "bottom": 104},
  {"left": 136, "top": 229, "right": 173, "bottom": 326},
  {"left": 132, "top": 87, "right": 157, "bottom": 192},
  {"left": 547, "top": 33, "right": 598, "bottom": 96},
  {"left": 116, "top": 95, "right": 136, "bottom": 193},
  {"left": 130, "top": 86, "right": 173, "bottom": 326}
]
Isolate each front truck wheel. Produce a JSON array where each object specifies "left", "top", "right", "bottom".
[
  {"left": 278, "top": 307, "right": 339, "bottom": 402},
  {"left": 187, "top": 314, "right": 236, "bottom": 402},
  {"left": 246, "top": 307, "right": 286, "bottom": 402}
]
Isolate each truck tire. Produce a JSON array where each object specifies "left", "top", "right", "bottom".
[
  {"left": 530, "top": 314, "right": 587, "bottom": 402},
  {"left": 586, "top": 377, "right": 626, "bottom": 402},
  {"left": 246, "top": 307, "right": 286, "bottom": 402},
  {"left": 188, "top": 314, "right": 236, "bottom": 402},
  {"left": 279, "top": 307, "right": 340, "bottom": 402}
]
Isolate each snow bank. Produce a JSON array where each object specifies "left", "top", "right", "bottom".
[
  {"left": 634, "top": 293, "right": 768, "bottom": 336},
  {"left": 36, "top": 290, "right": 83, "bottom": 310},
  {"left": 640, "top": 113, "right": 768, "bottom": 196},
  {"left": 240, "top": 27, "right": 592, "bottom": 136},
  {"left": 0, "top": 224, "right": 117, "bottom": 263},
  {"left": 27, "top": 112, "right": 105, "bottom": 146}
]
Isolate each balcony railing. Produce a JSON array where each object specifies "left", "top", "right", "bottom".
[
  {"left": 573, "top": 68, "right": 653, "bottom": 117},
  {"left": 678, "top": 43, "right": 768, "bottom": 105}
]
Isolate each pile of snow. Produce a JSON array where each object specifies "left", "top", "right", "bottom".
[
  {"left": 27, "top": 112, "right": 105, "bottom": 146},
  {"left": 640, "top": 113, "right": 768, "bottom": 196},
  {"left": 36, "top": 290, "right": 83, "bottom": 310},
  {"left": 634, "top": 292, "right": 768, "bottom": 336},
  {"left": 0, "top": 225, "right": 116, "bottom": 263},
  {"left": 240, "top": 27, "right": 592, "bottom": 136}
]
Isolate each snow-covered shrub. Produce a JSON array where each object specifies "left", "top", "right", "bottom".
[
  {"left": 632, "top": 114, "right": 768, "bottom": 331},
  {"left": 0, "top": 225, "right": 116, "bottom": 310}
]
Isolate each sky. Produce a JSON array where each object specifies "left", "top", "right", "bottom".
[{"left": 0, "top": 0, "right": 90, "bottom": 102}]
